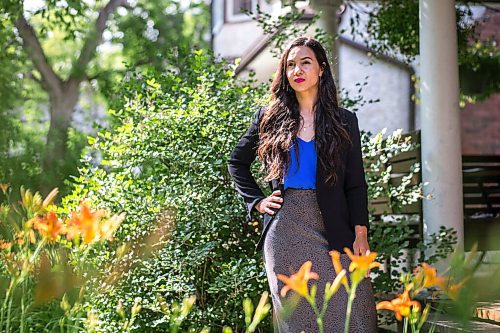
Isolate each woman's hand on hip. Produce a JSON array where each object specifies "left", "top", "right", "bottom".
[{"left": 255, "top": 190, "right": 283, "bottom": 215}]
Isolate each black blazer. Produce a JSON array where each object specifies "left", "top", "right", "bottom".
[{"left": 227, "top": 107, "right": 369, "bottom": 253}]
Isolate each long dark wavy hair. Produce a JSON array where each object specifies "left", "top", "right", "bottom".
[{"left": 257, "top": 36, "right": 351, "bottom": 186}]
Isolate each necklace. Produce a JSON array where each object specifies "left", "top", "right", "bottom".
[{"left": 301, "top": 121, "right": 314, "bottom": 131}]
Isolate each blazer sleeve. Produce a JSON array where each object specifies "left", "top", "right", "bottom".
[
  {"left": 227, "top": 108, "right": 266, "bottom": 222},
  {"left": 344, "top": 111, "right": 369, "bottom": 230}
]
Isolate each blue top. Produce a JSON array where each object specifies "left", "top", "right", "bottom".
[{"left": 284, "top": 137, "right": 317, "bottom": 190}]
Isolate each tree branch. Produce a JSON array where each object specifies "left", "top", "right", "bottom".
[
  {"left": 24, "top": 71, "right": 42, "bottom": 84},
  {"left": 70, "top": 0, "right": 130, "bottom": 82},
  {"left": 14, "top": 15, "right": 63, "bottom": 96}
]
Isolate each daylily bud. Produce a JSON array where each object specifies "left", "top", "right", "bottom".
[
  {"left": 60, "top": 293, "right": 71, "bottom": 313},
  {"left": 419, "top": 304, "right": 430, "bottom": 326},
  {"left": 243, "top": 298, "right": 253, "bottom": 326},
  {"left": 42, "top": 188, "right": 58, "bottom": 209},
  {"left": 116, "top": 300, "right": 125, "bottom": 319},
  {"left": 180, "top": 295, "right": 196, "bottom": 317},
  {"left": 131, "top": 298, "right": 142, "bottom": 317}
]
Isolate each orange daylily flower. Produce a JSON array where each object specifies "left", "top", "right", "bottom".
[
  {"left": 446, "top": 282, "right": 464, "bottom": 301},
  {"left": 376, "top": 286, "right": 421, "bottom": 321},
  {"left": 13, "top": 230, "right": 32, "bottom": 245},
  {"left": 14, "top": 230, "right": 28, "bottom": 245},
  {"left": 0, "top": 183, "right": 9, "bottom": 194},
  {"left": 1, "top": 252, "right": 22, "bottom": 277},
  {"left": 329, "top": 250, "right": 350, "bottom": 291},
  {"left": 66, "top": 201, "right": 107, "bottom": 244},
  {"left": 29, "top": 230, "right": 36, "bottom": 244},
  {"left": 436, "top": 276, "right": 469, "bottom": 301},
  {"left": 414, "top": 263, "right": 446, "bottom": 289},
  {"left": 277, "top": 261, "right": 319, "bottom": 298},
  {"left": 99, "top": 213, "right": 125, "bottom": 240},
  {"left": 0, "top": 240, "right": 12, "bottom": 251},
  {"left": 344, "top": 247, "right": 382, "bottom": 273},
  {"left": 33, "top": 211, "right": 65, "bottom": 242}
]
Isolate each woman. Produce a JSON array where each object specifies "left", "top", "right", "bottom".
[{"left": 227, "top": 37, "right": 377, "bottom": 332}]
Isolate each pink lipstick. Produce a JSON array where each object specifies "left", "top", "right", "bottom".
[{"left": 294, "top": 78, "right": 305, "bottom": 83}]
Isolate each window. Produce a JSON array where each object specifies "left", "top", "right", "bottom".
[
  {"left": 232, "top": 0, "right": 252, "bottom": 15},
  {"left": 226, "top": 0, "right": 257, "bottom": 23}
]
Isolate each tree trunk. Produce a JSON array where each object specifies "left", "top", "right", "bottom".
[
  {"left": 40, "top": 83, "right": 79, "bottom": 194},
  {"left": 13, "top": 0, "right": 131, "bottom": 194}
]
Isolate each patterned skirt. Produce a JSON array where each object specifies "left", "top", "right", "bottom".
[{"left": 262, "top": 188, "right": 377, "bottom": 333}]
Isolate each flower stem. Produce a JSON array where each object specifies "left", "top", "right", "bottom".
[
  {"left": 0, "top": 286, "right": 10, "bottom": 331},
  {"left": 29, "top": 239, "right": 46, "bottom": 265},
  {"left": 3, "top": 279, "right": 18, "bottom": 333},
  {"left": 403, "top": 317, "right": 408, "bottom": 333},
  {"left": 59, "top": 317, "right": 65, "bottom": 333},
  {"left": 20, "top": 281, "right": 26, "bottom": 333},
  {"left": 344, "top": 281, "right": 358, "bottom": 333},
  {"left": 306, "top": 296, "right": 323, "bottom": 333},
  {"left": 6, "top": 293, "right": 13, "bottom": 332}
]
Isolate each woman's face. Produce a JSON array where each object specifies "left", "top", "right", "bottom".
[{"left": 285, "top": 45, "right": 324, "bottom": 94}]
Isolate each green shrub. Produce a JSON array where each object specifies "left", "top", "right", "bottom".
[{"left": 64, "top": 50, "right": 271, "bottom": 331}]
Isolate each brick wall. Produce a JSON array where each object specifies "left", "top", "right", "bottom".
[
  {"left": 460, "top": 8, "right": 500, "bottom": 155},
  {"left": 475, "top": 7, "right": 499, "bottom": 42},
  {"left": 461, "top": 94, "right": 500, "bottom": 155}
]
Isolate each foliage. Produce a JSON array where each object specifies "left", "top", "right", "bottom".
[
  {"left": 0, "top": 14, "right": 42, "bottom": 194},
  {"left": 0, "top": 185, "right": 125, "bottom": 332},
  {"left": 361, "top": 129, "right": 457, "bottom": 296},
  {"left": 0, "top": 183, "right": 273, "bottom": 332},
  {"left": 93, "top": 0, "right": 210, "bottom": 102},
  {"left": 435, "top": 246, "right": 500, "bottom": 326},
  {"left": 335, "top": 249, "right": 381, "bottom": 333},
  {"left": 377, "top": 245, "right": 499, "bottom": 332},
  {"left": 276, "top": 258, "right": 347, "bottom": 333},
  {"left": 0, "top": 0, "right": 210, "bottom": 196},
  {"left": 63, "top": 49, "right": 272, "bottom": 331},
  {"left": 347, "top": 0, "right": 500, "bottom": 103},
  {"left": 273, "top": 248, "right": 482, "bottom": 333},
  {"left": 458, "top": 39, "right": 500, "bottom": 103}
]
